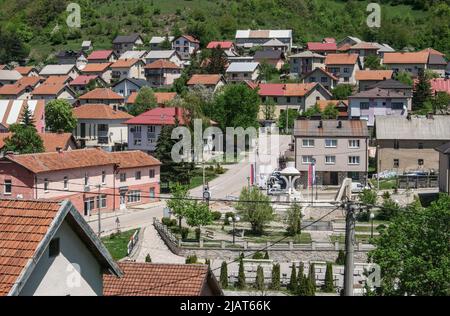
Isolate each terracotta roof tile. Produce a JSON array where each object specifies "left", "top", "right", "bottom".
[
  {"left": 187, "top": 74, "right": 222, "bottom": 85},
  {"left": 125, "top": 107, "right": 186, "bottom": 125},
  {"left": 145, "top": 60, "right": 180, "bottom": 69},
  {"left": 87, "top": 50, "right": 114, "bottom": 60},
  {"left": 5, "top": 148, "right": 117, "bottom": 174},
  {"left": 325, "top": 53, "right": 359, "bottom": 65},
  {"left": 350, "top": 42, "right": 380, "bottom": 50},
  {"left": 13, "top": 67, "right": 35, "bottom": 76},
  {"left": 16, "top": 76, "right": 43, "bottom": 88},
  {"left": 0, "top": 133, "right": 74, "bottom": 152},
  {"left": 0, "top": 199, "right": 62, "bottom": 296},
  {"left": 307, "top": 42, "right": 337, "bottom": 51},
  {"left": 82, "top": 63, "right": 112, "bottom": 73},
  {"left": 79, "top": 88, "right": 124, "bottom": 100},
  {"left": 73, "top": 104, "right": 133, "bottom": 120},
  {"left": 110, "top": 151, "right": 161, "bottom": 169},
  {"left": 32, "top": 83, "right": 67, "bottom": 95},
  {"left": 110, "top": 59, "right": 140, "bottom": 68},
  {"left": 294, "top": 119, "right": 368, "bottom": 137},
  {"left": 257, "top": 83, "right": 318, "bottom": 97},
  {"left": 383, "top": 52, "right": 429, "bottom": 64},
  {"left": 355, "top": 70, "right": 393, "bottom": 81},
  {"left": 103, "top": 262, "right": 209, "bottom": 296},
  {"left": 207, "top": 41, "right": 234, "bottom": 49},
  {"left": 70, "top": 75, "right": 99, "bottom": 86},
  {"left": 419, "top": 48, "right": 445, "bottom": 56},
  {"left": 43, "top": 76, "right": 70, "bottom": 85},
  {"left": 316, "top": 100, "right": 348, "bottom": 116},
  {"left": 0, "top": 84, "right": 29, "bottom": 96},
  {"left": 179, "top": 35, "right": 200, "bottom": 44}
]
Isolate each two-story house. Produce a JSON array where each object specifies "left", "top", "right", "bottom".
[
  {"left": 325, "top": 53, "right": 361, "bottom": 84},
  {"left": 118, "top": 50, "right": 147, "bottom": 63},
  {"left": 382, "top": 52, "right": 429, "bottom": 77},
  {"left": 289, "top": 51, "right": 325, "bottom": 77},
  {"left": 225, "top": 62, "right": 260, "bottom": 83},
  {"left": 348, "top": 42, "right": 380, "bottom": 58},
  {"left": 78, "top": 88, "right": 125, "bottom": 110},
  {"left": 294, "top": 118, "right": 369, "bottom": 186},
  {"left": 112, "top": 78, "right": 150, "bottom": 99},
  {"left": 55, "top": 50, "right": 88, "bottom": 69},
  {"left": 0, "top": 70, "right": 23, "bottom": 86},
  {"left": 149, "top": 36, "right": 174, "bottom": 50},
  {"left": 112, "top": 34, "right": 144, "bottom": 55},
  {"left": 172, "top": 35, "right": 200, "bottom": 60},
  {"left": 39, "top": 65, "right": 80, "bottom": 80},
  {"left": 301, "top": 68, "right": 338, "bottom": 92},
  {"left": 0, "top": 148, "right": 161, "bottom": 215},
  {"left": 144, "top": 50, "right": 183, "bottom": 67},
  {"left": 348, "top": 87, "right": 411, "bottom": 127},
  {"left": 187, "top": 74, "right": 226, "bottom": 92},
  {"left": 144, "top": 60, "right": 181, "bottom": 87},
  {"left": 69, "top": 75, "right": 107, "bottom": 95},
  {"left": 109, "top": 59, "right": 145, "bottom": 83},
  {"left": 81, "top": 63, "right": 113, "bottom": 84},
  {"left": 31, "top": 82, "right": 77, "bottom": 101},
  {"left": 73, "top": 104, "right": 133, "bottom": 151},
  {"left": 306, "top": 42, "right": 337, "bottom": 55},
  {"left": 355, "top": 70, "right": 394, "bottom": 91},
  {"left": 253, "top": 50, "right": 285, "bottom": 70},
  {"left": 235, "top": 30, "right": 292, "bottom": 52},
  {"left": 13, "top": 66, "right": 39, "bottom": 77},
  {"left": 86, "top": 50, "right": 118, "bottom": 64},
  {"left": 376, "top": 115, "right": 450, "bottom": 174},
  {"left": 0, "top": 76, "right": 44, "bottom": 100}
]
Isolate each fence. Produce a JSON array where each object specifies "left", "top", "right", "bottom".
[
  {"left": 126, "top": 229, "right": 140, "bottom": 256},
  {"left": 153, "top": 218, "right": 375, "bottom": 252},
  {"left": 397, "top": 175, "right": 438, "bottom": 189}
]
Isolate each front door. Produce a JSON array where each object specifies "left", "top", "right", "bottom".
[
  {"left": 330, "top": 172, "right": 339, "bottom": 185},
  {"left": 120, "top": 192, "right": 126, "bottom": 210}
]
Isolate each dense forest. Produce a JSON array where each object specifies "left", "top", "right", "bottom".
[{"left": 0, "top": 0, "right": 449, "bottom": 64}]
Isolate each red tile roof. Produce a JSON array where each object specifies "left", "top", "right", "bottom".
[
  {"left": 325, "top": 53, "right": 359, "bottom": 65},
  {"left": 87, "top": 50, "right": 114, "bottom": 60},
  {"left": 5, "top": 148, "right": 117, "bottom": 174},
  {"left": 0, "top": 132, "right": 75, "bottom": 152},
  {"left": 180, "top": 35, "right": 200, "bottom": 44},
  {"left": 430, "top": 78, "right": 450, "bottom": 95},
  {"left": 187, "top": 74, "right": 222, "bottom": 85},
  {"left": 145, "top": 59, "right": 180, "bottom": 69},
  {"left": 82, "top": 63, "right": 112, "bottom": 73},
  {"left": 16, "top": 76, "right": 43, "bottom": 88},
  {"left": 79, "top": 88, "right": 124, "bottom": 100},
  {"left": 126, "top": 92, "right": 177, "bottom": 105},
  {"left": 355, "top": 70, "right": 394, "bottom": 81},
  {"left": 73, "top": 104, "right": 133, "bottom": 120},
  {"left": 110, "top": 59, "right": 140, "bottom": 69},
  {"left": 0, "top": 199, "right": 63, "bottom": 296},
  {"left": 257, "top": 83, "right": 318, "bottom": 97},
  {"left": 13, "top": 67, "right": 35, "bottom": 76},
  {"left": 70, "top": 75, "right": 99, "bottom": 86},
  {"left": 110, "top": 151, "right": 161, "bottom": 169},
  {"left": 419, "top": 48, "right": 445, "bottom": 56},
  {"left": 350, "top": 42, "right": 379, "bottom": 50},
  {"left": 383, "top": 52, "right": 429, "bottom": 64},
  {"left": 125, "top": 107, "right": 186, "bottom": 125},
  {"left": 103, "top": 262, "right": 210, "bottom": 296},
  {"left": 307, "top": 42, "right": 337, "bottom": 51},
  {"left": 316, "top": 100, "right": 348, "bottom": 117},
  {"left": 303, "top": 67, "right": 339, "bottom": 81},
  {"left": 43, "top": 76, "right": 70, "bottom": 85},
  {"left": 0, "top": 84, "right": 29, "bottom": 96},
  {"left": 207, "top": 41, "right": 234, "bottom": 49},
  {"left": 32, "top": 83, "right": 67, "bottom": 96}
]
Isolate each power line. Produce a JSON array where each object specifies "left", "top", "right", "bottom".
[{"left": 110, "top": 204, "right": 343, "bottom": 296}]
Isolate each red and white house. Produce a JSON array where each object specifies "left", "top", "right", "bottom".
[{"left": 0, "top": 148, "right": 161, "bottom": 215}]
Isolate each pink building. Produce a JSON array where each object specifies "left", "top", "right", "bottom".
[{"left": 0, "top": 148, "right": 161, "bottom": 216}]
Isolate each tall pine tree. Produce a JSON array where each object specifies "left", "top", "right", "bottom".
[{"left": 412, "top": 69, "right": 432, "bottom": 112}]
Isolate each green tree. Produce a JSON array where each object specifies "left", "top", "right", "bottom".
[
  {"left": 321, "top": 103, "right": 339, "bottom": 119},
  {"left": 277, "top": 108, "right": 298, "bottom": 132},
  {"left": 237, "top": 259, "right": 246, "bottom": 289},
  {"left": 236, "top": 187, "right": 274, "bottom": 235},
  {"left": 264, "top": 251, "right": 269, "bottom": 259},
  {"left": 45, "top": 99, "right": 77, "bottom": 133},
  {"left": 20, "top": 104, "right": 35, "bottom": 127},
  {"left": 288, "top": 264, "right": 297, "bottom": 292},
  {"left": 261, "top": 99, "right": 276, "bottom": 121},
  {"left": 255, "top": 265, "right": 265, "bottom": 291},
  {"left": 166, "top": 183, "right": 190, "bottom": 229},
  {"left": 128, "top": 87, "right": 157, "bottom": 116},
  {"left": 286, "top": 203, "right": 302, "bottom": 236},
  {"left": 297, "top": 262, "right": 308, "bottom": 296},
  {"left": 376, "top": 196, "right": 401, "bottom": 221},
  {"left": 364, "top": 55, "right": 384, "bottom": 70},
  {"left": 332, "top": 84, "right": 354, "bottom": 100},
  {"left": 208, "top": 84, "right": 260, "bottom": 131},
  {"left": 369, "top": 195, "right": 450, "bottom": 296},
  {"left": 3, "top": 120, "right": 44, "bottom": 155},
  {"left": 359, "top": 189, "right": 378, "bottom": 221},
  {"left": 184, "top": 201, "right": 213, "bottom": 240},
  {"left": 160, "top": 34, "right": 173, "bottom": 50},
  {"left": 432, "top": 91, "right": 450, "bottom": 114},
  {"left": 323, "top": 263, "right": 334, "bottom": 292},
  {"left": 308, "top": 263, "right": 316, "bottom": 295},
  {"left": 412, "top": 69, "right": 433, "bottom": 112},
  {"left": 270, "top": 264, "right": 280, "bottom": 290},
  {"left": 301, "top": 103, "right": 321, "bottom": 118},
  {"left": 220, "top": 261, "right": 228, "bottom": 288},
  {"left": 336, "top": 249, "right": 345, "bottom": 265},
  {"left": 206, "top": 47, "right": 227, "bottom": 74},
  {"left": 394, "top": 71, "right": 413, "bottom": 86},
  {"left": 145, "top": 254, "right": 152, "bottom": 262},
  {"left": 259, "top": 60, "right": 278, "bottom": 82}
]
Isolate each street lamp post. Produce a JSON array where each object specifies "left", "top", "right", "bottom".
[
  {"left": 228, "top": 216, "right": 240, "bottom": 244},
  {"left": 370, "top": 212, "right": 375, "bottom": 239}
]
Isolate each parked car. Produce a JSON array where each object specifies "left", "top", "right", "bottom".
[{"left": 351, "top": 182, "right": 370, "bottom": 193}]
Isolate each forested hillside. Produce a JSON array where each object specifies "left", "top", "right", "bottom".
[{"left": 0, "top": 0, "right": 449, "bottom": 64}]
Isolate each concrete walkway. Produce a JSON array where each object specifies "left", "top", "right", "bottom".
[{"left": 134, "top": 223, "right": 185, "bottom": 264}]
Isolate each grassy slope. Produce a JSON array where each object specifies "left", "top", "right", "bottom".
[{"left": 0, "top": 0, "right": 429, "bottom": 63}]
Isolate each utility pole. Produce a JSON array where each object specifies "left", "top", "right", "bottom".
[
  {"left": 344, "top": 200, "right": 356, "bottom": 296},
  {"left": 97, "top": 184, "right": 102, "bottom": 238}
]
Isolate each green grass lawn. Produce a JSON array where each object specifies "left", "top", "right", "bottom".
[
  {"left": 243, "top": 231, "right": 312, "bottom": 244},
  {"left": 101, "top": 229, "right": 138, "bottom": 260},
  {"left": 370, "top": 179, "right": 397, "bottom": 190}
]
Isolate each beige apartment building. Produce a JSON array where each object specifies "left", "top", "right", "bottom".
[
  {"left": 435, "top": 142, "right": 450, "bottom": 194},
  {"left": 376, "top": 115, "right": 450, "bottom": 174},
  {"left": 294, "top": 119, "right": 369, "bottom": 186}
]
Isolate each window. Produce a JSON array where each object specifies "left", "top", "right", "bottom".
[
  {"left": 302, "top": 155, "right": 314, "bottom": 164},
  {"left": 149, "top": 169, "right": 155, "bottom": 178},
  {"left": 321, "top": 77, "right": 328, "bottom": 83},
  {"left": 325, "top": 139, "right": 337, "bottom": 148},
  {"left": 135, "top": 171, "right": 141, "bottom": 180},
  {"left": 96, "top": 194, "right": 107, "bottom": 209},
  {"left": 147, "top": 126, "right": 156, "bottom": 142},
  {"left": 394, "top": 140, "right": 400, "bottom": 149},
  {"left": 49, "top": 238, "right": 60, "bottom": 258},
  {"left": 44, "top": 178, "right": 49, "bottom": 192},
  {"left": 309, "top": 77, "right": 316, "bottom": 82},
  {"left": 120, "top": 173, "right": 126, "bottom": 182},
  {"left": 63, "top": 177, "right": 68, "bottom": 190},
  {"left": 393, "top": 159, "right": 399, "bottom": 168},
  {"left": 343, "top": 68, "right": 349, "bottom": 73},
  {"left": 273, "top": 97, "right": 278, "bottom": 103},
  {"left": 418, "top": 142, "right": 424, "bottom": 149},
  {"left": 418, "top": 159, "right": 424, "bottom": 166},
  {"left": 286, "top": 97, "right": 291, "bottom": 103},
  {"left": 348, "top": 156, "right": 360, "bottom": 165},
  {"left": 102, "top": 171, "right": 106, "bottom": 185},
  {"left": 348, "top": 140, "right": 360, "bottom": 148},
  {"left": 4, "top": 179, "right": 11, "bottom": 194},
  {"left": 302, "top": 139, "right": 315, "bottom": 147},
  {"left": 134, "top": 139, "right": 142, "bottom": 146},
  {"left": 325, "top": 156, "right": 336, "bottom": 164},
  {"left": 149, "top": 187, "right": 155, "bottom": 199},
  {"left": 127, "top": 190, "right": 141, "bottom": 203},
  {"left": 360, "top": 102, "right": 369, "bottom": 110},
  {"left": 392, "top": 102, "right": 404, "bottom": 110}
]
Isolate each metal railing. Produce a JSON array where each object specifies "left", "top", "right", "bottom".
[{"left": 127, "top": 230, "right": 139, "bottom": 255}]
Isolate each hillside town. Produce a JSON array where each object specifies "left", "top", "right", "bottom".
[{"left": 0, "top": 26, "right": 449, "bottom": 298}]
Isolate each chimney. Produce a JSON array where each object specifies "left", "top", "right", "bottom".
[
  {"left": 318, "top": 120, "right": 323, "bottom": 129},
  {"left": 337, "top": 121, "right": 342, "bottom": 128}
]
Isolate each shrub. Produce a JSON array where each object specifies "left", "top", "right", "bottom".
[
  {"left": 255, "top": 265, "right": 265, "bottom": 291},
  {"left": 252, "top": 251, "right": 264, "bottom": 260},
  {"left": 212, "top": 211, "right": 222, "bottom": 221},
  {"left": 145, "top": 254, "right": 152, "bottom": 263},
  {"left": 195, "top": 228, "right": 201, "bottom": 241},
  {"left": 181, "top": 227, "right": 189, "bottom": 240},
  {"left": 224, "top": 212, "right": 235, "bottom": 225},
  {"left": 215, "top": 164, "right": 225, "bottom": 174},
  {"left": 237, "top": 259, "right": 246, "bottom": 289},
  {"left": 323, "top": 263, "right": 334, "bottom": 292},
  {"left": 288, "top": 264, "right": 297, "bottom": 292},
  {"left": 220, "top": 261, "right": 228, "bottom": 288},
  {"left": 308, "top": 263, "right": 316, "bottom": 295},
  {"left": 185, "top": 255, "right": 198, "bottom": 264},
  {"left": 336, "top": 250, "right": 345, "bottom": 265},
  {"left": 264, "top": 251, "right": 269, "bottom": 259},
  {"left": 271, "top": 264, "right": 280, "bottom": 290},
  {"left": 162, "top": 217, "right": 176, "bottom": 227}
]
